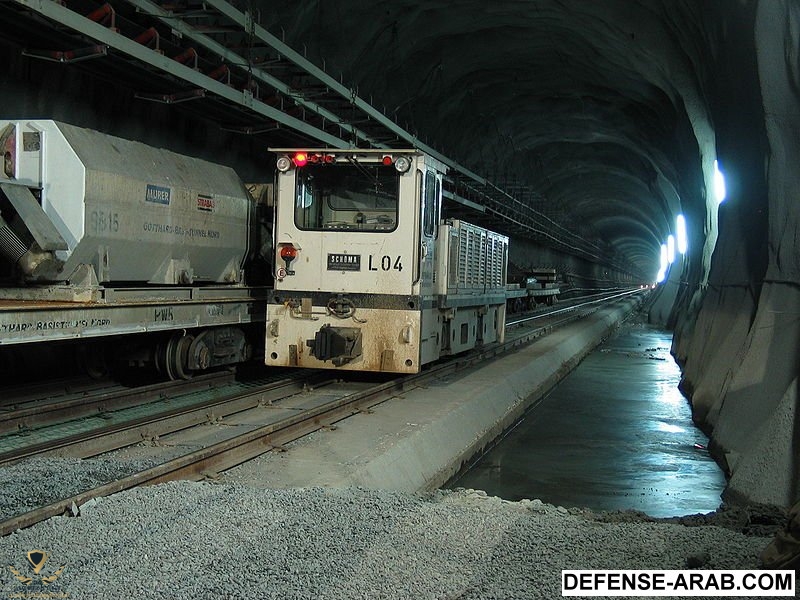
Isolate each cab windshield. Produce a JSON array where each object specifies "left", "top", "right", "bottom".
[{"left": 294, "top": 162, "right": 399, "bottom": 232}]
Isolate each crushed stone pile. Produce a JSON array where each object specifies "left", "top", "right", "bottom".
[
  {"left": 0, "top": 456, "right": 163, "bottom": 521},
  {"left": 0, "top": 483, "right": 774, "bottom": 600}
]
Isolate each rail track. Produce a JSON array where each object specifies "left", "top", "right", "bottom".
[
  {"left": 0, "top": 288, "right": 643, "bottom": 536},
  {"left": 0, "top": 370, "right": 237, "bottom": 437},
  {"left": 0, "top": 372, "right": 321, "bottom": 465}
]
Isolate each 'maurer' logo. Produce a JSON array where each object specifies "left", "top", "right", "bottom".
[{"left": 145, "top": 184, "right": 171, "bottom": 205}]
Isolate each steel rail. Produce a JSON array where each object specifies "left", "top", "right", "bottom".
[
  {"left": 0, "top": 371, "right": 236, "bottom": 436},
  {"left": 0, "top": 376, "right": 115, "bottom": 410},
  {"left": 506, "top": 288, "right": 641, "bottom": 327},
  {"left": 0, "top": 291, "right": 644, "bottom": 536},
  {"left": 0, "top": 374, "right": 322, "bottom": 465}
]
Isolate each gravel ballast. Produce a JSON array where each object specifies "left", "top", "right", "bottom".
[
  {"left": 0, "top": 456, "right": 165, "bottom": 521},
  {"left": 1, "top": 482, "right": 772, "bottom": 599}
]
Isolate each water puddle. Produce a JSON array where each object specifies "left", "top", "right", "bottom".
[{"left": 450, "top": 324, "right": 726, "bottom": 517}]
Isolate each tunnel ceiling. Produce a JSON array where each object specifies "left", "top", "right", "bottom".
[
  {"left": 0, "top": 0, "right": 731, "bottom": 280},
  {"left": 265, "top": 0, "right": 720, "bottom": 278}
]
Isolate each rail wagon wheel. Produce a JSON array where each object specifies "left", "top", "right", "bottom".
[
  {"left": 158, "top": 333, "right": 195, "bottom": 380},
  {"left": 78, "top": 343, "right": 109, "bottom": 379}
]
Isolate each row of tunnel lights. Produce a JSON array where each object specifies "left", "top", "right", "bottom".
[
  {"left": 655, "top": 160, "right": 726, "bottom": 283},
  {"left": 656, "top": 214, "right": 687, "bottom": 283}
]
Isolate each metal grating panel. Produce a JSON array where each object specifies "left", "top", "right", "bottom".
[{"left": 449, "top": 220, "right": 508, "bottom": 294}]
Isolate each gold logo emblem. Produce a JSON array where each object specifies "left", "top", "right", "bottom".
[{"left": 7, "top": 549, "right": 65, "bottom": 586}]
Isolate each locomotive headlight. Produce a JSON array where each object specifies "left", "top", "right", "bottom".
[
  {"left": 276, "top": 155, "right": 293, "bottom": 172},
  {"left": 394, "top": 156, "right": 411, "bottom": 173}
]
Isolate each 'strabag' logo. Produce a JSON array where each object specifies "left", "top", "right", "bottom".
[{"left": 7, "top": 550, "right": 65, "bottom": 586}]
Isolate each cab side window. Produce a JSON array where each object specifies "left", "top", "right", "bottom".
[{"left": 423, "top": 171, "right": 439, "bottom": 238}]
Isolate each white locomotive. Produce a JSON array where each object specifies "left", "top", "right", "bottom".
[{"left": 265, "top": 149, "right": 508, "bottom": 373}]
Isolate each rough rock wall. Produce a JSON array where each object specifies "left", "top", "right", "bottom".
[{"left": 673, "top": 0, "right": 800, "bottom": 506}]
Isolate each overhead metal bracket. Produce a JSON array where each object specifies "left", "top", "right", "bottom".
[
  {"left": 13, "top": 0, "right": 349, "bottom": 147},
  {"left": 21, "top": 44, "right": 108, "bottom": 63},
  {"left": 220, "top": 124, "right": 280, "bottom": 135},
  {"left": 134, "top": 89, "right": 205, "bottom": 103},
  {"left": 121, "top": 0, "right": 377, "bottom": 148}
]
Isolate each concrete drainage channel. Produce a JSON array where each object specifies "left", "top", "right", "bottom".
[
  {"left": 0, "top": 290, "right": 642, "bottom": 536},
  {"left": 227, "top": 290, "right": 646, "bottom": 491}
]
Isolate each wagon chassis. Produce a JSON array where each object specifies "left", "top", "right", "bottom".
[{"left": 0, "top": 285, "right": 268, "bottom": 345}]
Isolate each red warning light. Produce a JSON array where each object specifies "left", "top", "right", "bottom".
[
  {"left": 293, "top": 153, "right": 308, "bottom": 167},
  {"left": 279, "top": 245, "right": 298, "bottom": 260},
  {"left": 323, "top": 154, "right": 335, "bottom": 164},
  {"left": 381, "top": 155, "right": 393, "bottom": 166}
]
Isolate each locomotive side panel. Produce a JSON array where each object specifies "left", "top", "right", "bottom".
[{"left": 436, "top": 219, "right": 509, "bottom": 353}]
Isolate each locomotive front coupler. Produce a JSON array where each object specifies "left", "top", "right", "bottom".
[{"left": 306, "top": 323, "right": 363, "bottom": 367}]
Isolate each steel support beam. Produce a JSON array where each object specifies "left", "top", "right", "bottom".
[
  {"left": 14, "top": 0, "right": 349, "bottom": 147},
  {"left": 122, "top": 0, "right": 379, "bottom": 147}
]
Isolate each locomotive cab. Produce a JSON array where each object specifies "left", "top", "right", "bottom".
[{"left": 266, "top": 148, "right": 507, "bottom": 373}]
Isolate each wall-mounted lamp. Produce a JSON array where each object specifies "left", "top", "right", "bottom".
[
  {"left": 676, "top": 214, "right": 688, "bottom": 254},
  {"left": 714, "top": 160, "right": 726, "bottom": 203}
]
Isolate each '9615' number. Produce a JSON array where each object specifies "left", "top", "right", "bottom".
[{"left": 90, "top": 209, "right": 120, "bottom": 233}]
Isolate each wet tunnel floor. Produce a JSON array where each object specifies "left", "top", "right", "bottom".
[{"left": 451, "top": 323, "right": 727, "bottom": 518}]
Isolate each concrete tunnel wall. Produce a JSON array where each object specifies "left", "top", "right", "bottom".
[
  {"left": 0, "top": 0, "right": 798, "bottom": 507},
  {"left": 671, "top": 0, "right": 800, "bottom": 507}
]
